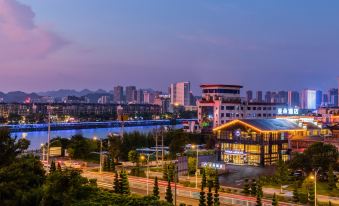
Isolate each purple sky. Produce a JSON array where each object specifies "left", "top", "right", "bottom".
[{"left": 1, "top": 0, "right": 339, "bottom": 93}]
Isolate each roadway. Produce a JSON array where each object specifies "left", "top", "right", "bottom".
[{"left": 83, "top": 171, "right": 299, "bottom": 206}]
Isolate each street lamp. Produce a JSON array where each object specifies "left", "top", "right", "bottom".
[
  {"left": 93, "top": 136, "right": 103, "bottom": 174},
  {"left": 310, "top": 168, "right": 321, "bottom": 206},
  {"left": 192, "top": 144, "right": 199, "bottom": 189},
  {"left": 141, "top": 154, "right": 151, "bottom": 195},
  {"left": 41, "top": 143, "right": 45, "bottom": 162}
]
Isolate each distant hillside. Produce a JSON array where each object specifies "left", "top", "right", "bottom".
[
  {"left": 37, "top": 89, "right": 108, "bottom": 98},
  {"left": 3, "top": 91, "right": 41, "bottom": 103}
]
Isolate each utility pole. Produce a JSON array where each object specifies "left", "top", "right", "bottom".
[
  {"left": 174, "top": 164, "right": 178, "bottom": 206},
  {"left": 155, "top": 126, "right": 158, "bottom": 167},
  {"left": 161, "top": 127, "right": 164, "bottom": 166},
  {"left": 47, "top": 105, "right": 51, "bottom": 165}
]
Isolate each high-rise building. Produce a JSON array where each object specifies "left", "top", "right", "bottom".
[
  {"left": 316, "top": 90, "right": 323, "bottom": 108},
  {"left": 322, "top": 93, "right": 329, "bottom": 106},
  {"left": 136, "top": 89, "right": 144, "bottom": 104},
  {"left": 288, "top": 91, "right": 300, "bottom": 107},
  {"left": 256, "top": 91, "right": 263, "bottom": 102},
  {"left": 329, "top": 88, "right": 339, "bottom": 107},
  {"left": 98, "top": 96, "right": 110, "bottom": 104},
  {"left": 265, "top": 91, "right": 272, "bottom": 103},
  {"left": 125, "top": 86, "right": 137, "bottom": 103},
  {"left": 246, "top": 90, "right": 253, "bottom": 102},
  {"left": 277, "top": 91, "right": 288, "bottom": 104},
  {"left": 170, "top": 82, "right": 191, "bottom": 106},
  {"left": 301, "top": 89, "right": 316, "bottom": 110},
  {"left": 113, "top": 86, "right": 124, "bottom": 104},
  {"left": 143, "top": 90, "right": 155, "bottom": 104}
]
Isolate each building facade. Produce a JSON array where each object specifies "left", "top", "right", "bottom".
[
  {"left": 125, "top": 86, "right": 137, "bottom": 103},
  {"left": 213, "top": 119, "right": 296, "bottom": 167},
  {"left": 113, "top": 86, "right": 124, "bottom": 104},
  {"left": 170, "top": 82, "right": 191, "bottom": 106},
  {"left": 197, "top": 84, "right": 283, "bottom": 130}
]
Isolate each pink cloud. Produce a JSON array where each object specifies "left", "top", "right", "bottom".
[{"left": 0, "top": 0, "right": 68, "bottom": 61}]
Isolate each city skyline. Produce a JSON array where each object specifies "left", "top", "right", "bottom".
[{"left": 1, "top": 0, "right": 339, "bottom": 93}]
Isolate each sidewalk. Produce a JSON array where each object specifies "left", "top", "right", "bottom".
[{"left": 263, "top": 187, "right": 339, "bottom": 204}]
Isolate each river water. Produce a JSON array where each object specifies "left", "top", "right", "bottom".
[{"left": 14, "top": 125, "right": 182, "bottom": 150}]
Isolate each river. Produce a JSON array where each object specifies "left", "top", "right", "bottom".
[{"left": 14, "top": 125, "right": 182, "bottom": 150}]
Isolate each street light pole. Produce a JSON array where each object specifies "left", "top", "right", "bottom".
[
  {"left": 141, "top": 154, "right": 151, "bottom": 195},
  {"left": 193, "top": 145, "right": 199, "bottom": 189},
  {"left": 94, "top": 136, "right": 103, "bottom": 174},
  {"left": 47, "top": 106, "right": 51, "bottom": 164},
  {"left": 314, "top": 168, "right": 320, "bottom": 206},
  {"left": 99, "top": 138, "right": 103, "bottom": 174}
]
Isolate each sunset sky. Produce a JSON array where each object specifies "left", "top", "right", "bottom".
[{"left": 1, "top": 0, "right": 339, "bottom": 93}]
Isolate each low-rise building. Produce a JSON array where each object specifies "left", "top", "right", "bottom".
[
  {"left": 197, "top": 84, "right": 283, "bottom": 131},
  {"left": 213, "top": 118, "right": 332, "bottom": 167}
]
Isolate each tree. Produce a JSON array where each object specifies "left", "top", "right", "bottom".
[
  {"left": 107, "top": 133, "right": 122, "bottom": 163},
  {"left": 67, "top": 134, "right": 92, "bottom": 159},
  {"left": 206, "top": 180, "right": 213, "bottom": 206},
  {"left": 0, "top": 155, "right": 45, "bottom": 206},
  {"left": 165, "top": 179, "right": 173, "bottom": 204},
  {"left": 153, "top": 177, "right": 160, "bottom": 200},
  {"left": 328, "top": 165, "right": 336, "bottom": 190},
  {"left": 188, "top": 157, "right": 197, "bottom": 175},
  {"left": 120, "top": 171, "right": 130, "bottom": 195},
  {"left": 163, "top": 163, "right": 169, "bottom": 181},
  {"left": 272, "top": 193, "right": 278, "bottom": 206},
  {"left": 50, "top": 160, "right": 56, "bottom": 173},
  {"left": 0, "top": 127, "right": 30, "bottom": 167},
  {"left": 292, "top": 182, "right": 300, "bottom": 203},
  {"left": 257, "top": 183, "right": 263, "bottom": 199},
  {"left": 243, "top": 178, "right": 250, "bottom": 195},
  {"left": 275, "top": 159, "right": 289, "bottom": 193},
  {"left": 57, "top": 162, "right": 62, "bottom": 171},
  {"left": 202, "top": 169, "right": 207, "bottom": 189},
  {"left": 214, "top": 173, "right": 220, "bottom": 206},
  {"left": 250, "top": 179, "right": 257, "bottom": 196},
  {"left": 290, "top": 142, "right": 339, "bottom": 173},
  {"left": 256, "top": 189, "right": 262, "bottom": 206},
  {"left": 304, "top": 142, "right": 338, "bottom": 171},
  {"left": 128, "top": 150, "right": 140, "bottom": 166},
  {"left": 41, "top": 168, "right": 97, "bottom": 205},
  {"left": 113, "top": 171, "right": 120, "bottom": 194},
  {"left": 199, "top": 184, "right": 206, "bottom": 206},
  {"left": 308, "top": 183, "right": 315, "bottom": 205}
]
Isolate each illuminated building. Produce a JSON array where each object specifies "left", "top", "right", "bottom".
[
  {"left": 214, "top": 118, "right": 331, "bottom": 167},
  {"left": 301, "top": 89, "right": 316, "bottom": 110},
  {"left": 125, "top": 86, "right": 137, "bottom": 103},
  {"left": 197, "top": 84, "right": 282, "bottom": 130},
  {"left": 113, "top": 85, "right": 124, "bottom": 104},
  {"left": 170, "top": 82, "right": 191, "bottom": 106},
  {"left": 213, "top": 119, "right": 297, "bottom": 167},
  {"left": 287, "top": 91, "right": 300, "bottom": 107}
]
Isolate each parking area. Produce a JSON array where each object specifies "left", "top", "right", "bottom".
[{"left": 219, "top": 165, "right": 275, "bottom": 187}]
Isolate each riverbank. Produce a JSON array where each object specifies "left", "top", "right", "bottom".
[{"left": 1, "top": 119, "right": 195, "bottom": 132}]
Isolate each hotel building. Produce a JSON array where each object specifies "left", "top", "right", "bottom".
[
  {"left": 213, "top": 118, "right": 331, "bottom": 167},
  {"left": 197, "top": 84, "right": 283, "bottom": 130}
]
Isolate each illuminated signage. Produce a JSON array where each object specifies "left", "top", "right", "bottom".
[
  {"left": 277, "top": 107, "right": 299, "bottom": 115},
  {"left": 201, "top": 162, "right": 225, "bottom": 170},
  {"left": 224, "top": 150, "right": 246, "bottom": 155},
  {"left": 234, "top": 130, "right": 241, "bottom": 137}
]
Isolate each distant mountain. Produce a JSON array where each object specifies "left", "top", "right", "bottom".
[
  {"left": 4, "top": 91, "right": 41, "bottom": 103},
  {"left": 38, "top": 89, "right": 95, "bottom": 98}
]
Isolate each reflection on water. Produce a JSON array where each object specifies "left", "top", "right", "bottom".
[{"left": 13, "top": 125, "right": 182, "bottom": 150}]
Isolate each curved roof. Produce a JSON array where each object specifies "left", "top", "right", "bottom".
[
  {"left": 213, "top": 119, "right": 304, "bottom": 132},
  {"left": 200, "top": 84, "right": 243, "bottom": 88}
]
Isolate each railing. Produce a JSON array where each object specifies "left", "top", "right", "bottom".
[{"left": 0, "top": 119, "right": 196, "bottom": 132}]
